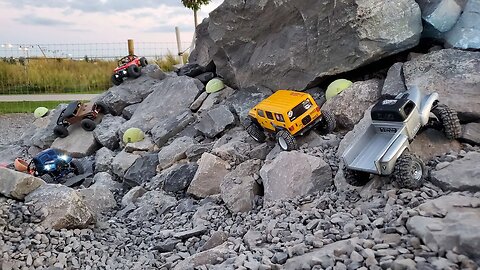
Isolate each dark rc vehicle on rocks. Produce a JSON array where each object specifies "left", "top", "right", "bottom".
[
  {"left": 53, "top": 100, "right": 109, "bottom": 138},
  {"left": 15, "top": 149, "right": 84, "bottom": 183},
  {"left": 246, "top": 90, "right": 336, "bottom": 151},
  {"left": 111, "top": 55, "right": 148, "bottom": 86}
]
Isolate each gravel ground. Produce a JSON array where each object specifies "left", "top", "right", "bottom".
[{"left": 0, "top": 114, "right": 35, "bottom": 145}]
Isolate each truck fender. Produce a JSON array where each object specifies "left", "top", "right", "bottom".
[
  {"left": 379, "top": 134, "right": 410, "bottom": 175},
  {"left": 419, "top": 92, "right": 439, "bottom": 125}
]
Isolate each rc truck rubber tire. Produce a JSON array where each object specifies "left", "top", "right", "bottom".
[
  {"left": 54, "top": 125, "right": 69, "bottom": 138},
  {"left": 317, "top": 110, "right": 336, "bottom": 135},
  {"left": 127, "top": 65, "right": 141, "bottom": 78},
  {"left": 392, "top": 151, "right": 426, "bottom": 189},
  {"left": 71, "top": 159, "right": 85, "bottom": 175},
  {"left": 276, "top": 130, "right": 297, "bottom": 151},
  {"left": 111, "top": 74, "right": 123, "bottom": 86},
  {"left": 94, "top": 101, "right": 110, "bottom": 115},
  {"left": 432, "top": 104, "right": 461, "bottom": 140},
  {"left": 81, "top": 118, "right": 96, "bottom": 131},
  {"left": 40, "top": 174, "right": 55, "bottom": 184},
  {"left": 140, "top": 57, "right": 148, "bottom": 67},
  {"left": 344, "top": 168, "right": 370, "bottom": 186},
  {"left": 246, "top": 122, "right": 266, "bottom": 143}
]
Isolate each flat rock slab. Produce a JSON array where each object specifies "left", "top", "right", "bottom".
[
  {"left": 431, "top": 151, "right": 480, "bottom": 192},
  {"left": 187, "top": 153, "right": 230, "bottom": 198},
  {"left": 173, "top": 226, "right": 208, "bottom": 240},
  {"left": 0, "top": 168, "right": 45, "bottom": 200},
  {"left": 460, "top": 123, "right": 480, "bottom": 145},
  {"left": 410, "top": 128, "right": 461, "bottom": 162},
  {"left": 51, "top": 124, "right": 100, "bottom": 158}
]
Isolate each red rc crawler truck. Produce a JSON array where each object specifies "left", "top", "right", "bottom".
[{"left": 111, "top": 55, "right": 148, "bottom": 86}]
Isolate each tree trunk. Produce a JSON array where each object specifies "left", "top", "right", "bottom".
[{"left": 194, "top": 9, "right": 198, "bottom": 27}]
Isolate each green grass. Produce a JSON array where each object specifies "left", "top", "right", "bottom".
[
  {"left": 0, "top": 101, "right": 68, "bottom": 114},
  {"left": 156, "top": 52, "right": 189, "bottom": 72},
  {"left": 0, "top": 58, "right": 116, "bottom": 95}
]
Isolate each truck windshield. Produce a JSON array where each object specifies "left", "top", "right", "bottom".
[{"left": 288, "top": 99, "right": 312, "bottom": 121}]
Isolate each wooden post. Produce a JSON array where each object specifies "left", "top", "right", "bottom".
[
  {"left": 175, "top": 27, "right": 184, "bottom": 65},
  {"left": 128, "top": 39, "right": 134, "bottom": 56}
]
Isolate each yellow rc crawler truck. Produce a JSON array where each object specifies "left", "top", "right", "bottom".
[{"left": 246, "top": 90, "right": 336, "bottom": 151}]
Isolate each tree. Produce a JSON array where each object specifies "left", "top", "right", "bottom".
[{"left": 181, "top": 0, "right": 211, "bottom": 27}]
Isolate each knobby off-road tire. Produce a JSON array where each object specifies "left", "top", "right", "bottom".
[
  {"left": 246, "top": 122, "right": 266, "bottom": 143},
  {"left": 432, "top": 104, "right": 461, "bottom": 140},
  {"left": 94, "top": 101, "right": 110, "bottom": 115},
  {"left": 317, "top": 110, "right": 336, "bottom": 135},
  {"left": 54, "top": 125, "right": 69, "bottom": 138},
  {"left": 276, "top": 130, "right": 297, "bottom": 151},
  {"left": 344, "top": 168, "right": 371, "bottom": 186},
  {"left": 392, "top": 151, "right": 426, "bottom": 189},
  {"left": 70, "top": 159, "right": 85, "bottom": 175},
  {"left": 127, "top": 65, "right": 141, "bottom": 78},
  {"left": 140, "top": 57, "right": 148, "bottom": 67},
  {"left": 81, "top": 118, "right": 96, "bottom": 131},
  {"left": 111, "top": 74, "right": 123, "bottom": 86},
  {"left": 40, "top": 174, "right": 55, "bottom": 183}
]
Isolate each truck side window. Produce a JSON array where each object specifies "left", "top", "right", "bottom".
[
  {"left": 266, "top": 111, "right": 274, "bottom": 120},
  {"left": 275, "top": 113, "right": 285, "bottom": 122},
  {"left": 257, "top": 109, "right": 265, "bottom": 118}
]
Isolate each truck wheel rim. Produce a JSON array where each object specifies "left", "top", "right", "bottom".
[
  {"left": 278, "top": 137, "right": 287, "bottom": 150},
  {"left": 412, "top": 161, "right": 422, "bottom": 181}
]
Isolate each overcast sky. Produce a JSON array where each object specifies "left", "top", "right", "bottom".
[{"left": 0, "top": 0, "right": 223, "bottom": 45}]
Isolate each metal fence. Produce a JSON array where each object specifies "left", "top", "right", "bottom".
[{"left": 0, "top": 41, "right": 190, "bottom": 113}]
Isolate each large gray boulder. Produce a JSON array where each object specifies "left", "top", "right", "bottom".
[
  {"left": 0, "top": 168, "right": 45, "bottom": 200},
  {"left": 460, "top": 123, "right": 480, "bottom": 145},
  {"left": 381, "top": 62, "right": 407, "bottom": 96},
  {"left": 260, "top": 151, "right": 332, "bottom": 202},
  {"left": 120, "top": 76, "right": 203, "bottom": 135},
  {"left": 0, "top": 145, "right": 24, "bottom": 165},
  {"left": 156, "top": 162, "right": 199, "bottom": 193},
  {"left": 77, "top": 186, "right": 116, "bottom": 218},
  {"left": 410, "top": 128, "right": 461, "bottom": 161},
  {"left": 417, "top": 0, "right": 462, "bottom": 33},
  {"left": 25, "top": 184, "right": 94, "bottom": 229},
  {"left": 111, "top": 150, "right": 141, "bottom": 178},
  {"left": 220, "top": 159, "right": 261, "bottom": 213},
  {"left": 128, "top": 190, "right": 177, "bottom": 221},
  {"left": 323, "top": 79, "right": 382, "bottom": 130},
  {"left": 157, "top": 136, "right": 196, "bottom": 170},
  {"left": 150, "top": 111, "right": 195, "bottom": 147},
  {"left": 51, "top": 125, "right": 100, "bottom": 158},
  {"left": 445, "top": 0, "right": 480, "bottom": 49},
  {"left": 123, "top": 153, "right": 158, "bottom": 187},
  {"left": 94, "top": 147, "right": 115, "bottom": 173},
  {"left": 225, "top": 86, "right": 272, "bottom": 122},
  {"left": 187, "top": 153, "right": 230, "bottom": 198},
  {"left": 195, "top": 105, "right": 236, "bottom": 138},
  {"left": 430, "top": 151, "right": 480, "bottom": 191},
  {"left": 93, "top": 115, "right": 126, "bottom": 150},
  {"left": 191, "top": 0, "right": 421, "bottom": 90},
  {"left": 403, "top": 49, "right": 480, "bottom": 122},
  {"left": 22, "top": 104, "right": 66, "bottom": 149},
  {"left": 407, "top": 194, "right": 480, "bottom": 264}
]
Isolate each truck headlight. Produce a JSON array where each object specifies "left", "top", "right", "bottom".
[
  {"left": 44, "top": 164, "right": 55, "bottom": 171},
  {"left": 59, "top": 155, "right": 70, "bottom": 161}
]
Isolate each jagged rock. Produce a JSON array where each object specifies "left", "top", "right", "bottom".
[
  {"left": 94, "top": 147, "right": 115, "bottom": 173},
  {"left": 78, "top": 186, "right": 116, "bottom": 218},
  {"left": 226, "top": 86, "right": 272, "bottom": 122},
  {"left": 417, "top": 0, "right": 462, "bottom": 33},
  {"left": 23, "top": 104, "right": 66, "bottom": 149},
  {"left": 157, "top": 162, "right": 198, "bottom": 193},
  {"left": 445, "top": 0, "right": 480, "bottom": 49},
  {"left": 111, "top": 150, "right": 140, "bottom": 178},
  {"left": 51, "top": 124, "right": 100, "bottom": 158},
  {"left": 0, "top": 168, "right": 45, "bottom": 200},
  {"left": 128, "top": 190, "right": 177, "bottom": 221},
  {"left": 90, "top": 172, "right": 122, "bottom": 192},
  {"left": 186, "top": 142, "right": 215, "bottom": 161},
  {"left": 96, "top": 74, "right": 159, "bottom": 116},
  {"left": 198, "top": 86, "right": 236, "bottom": 113},
  {"left": 93, "top": 115, "right": 125, "bottom": 150},
  {"left": 220, "top": 159, "right": 261, "bottom": 213},
  {"left": 260, "top": 151, "right": 333, "bottom": 202},
  {"left": 392, "top": 258, "right": 417, "bottom": 270},
  {"left": 190, "top": 92, "right": 208, "bottom": 111},
  {"left": 200, "top": 231, "right": 229, "bottom": 252},
  {"left": 195, "top": 105, "right": 236, "bottom": 138},
  {"left": 150, "top": 111, "right": 195, "bottom": 147},
  {"left": 323, "top": 79, "right": 382, "bottom": 130},
  {"left": 121, "top": 186, "right": 146, "bottom": 207},
  {"left": 120, "top": 76, "right": 203, "bottom": 135},
  {"left": 407, "top": 194, "right": 480, "bottom": 264},
  {"left": 123, "top": 154, "right": 158, "bottom": 187},
  {"left": 173, "top": 243, "right": 235, "bottom": 270},
  {"left": 122, "top": 103, "right": 139, "bottom": 120},
  {"left": 243, "top": 229, "right": 263, "bottom": 249},
  {"left": 403, "top": 49, "right": 480, "bottom": 122},
  {"left": 177, "top": 63, "right": 205, "bottom": 77},
  {"left": 188, "top": 18, "right": 216, "bottom": 67},
  {"left": 173, "top": 226, "right": 208, "bottom": 240},
  {"left": 192, "top": 0, "right": 421, "bottom": 90},
  {"left": 382, "top": 63, "right": 407, "bottom": 96},
  {"left": 0, "top": 145, "right": 24, "bottom": 165},
  {"left": 187, "top": 153, "right": 230, "bottom": 198},
  {"left": 431, "top": 152, "right": 480, "bottom": 191},
  {"left": 410, "top": 129, "right": 461, "bottom": 161},
  {"left": 195, "top": 72, "right": 215, "bottom": 84},
  {"left": 157, "top": 136, "right": 196, "bottom": 170},
  {"left": 460, "top": 123, "right": 480, "bottom": 145},
  {"left": 124, "top": 136, "right": 155, "bottom": 153},
  {"left": 25, "top": 184, "right": 94, "bottom": 229},
  {"left": 285, "top": 238, "right": 361, "bottom": 268},
  {"left": 145, "top": 65, "right": 167, "bottom": 80},
  {"left": 211, "top": 131, "right": 252, "bottom": 164}
]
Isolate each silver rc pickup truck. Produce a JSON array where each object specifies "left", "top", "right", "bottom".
[{"left": 342, "top": 87, "right": 461, "bottom": 189}]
